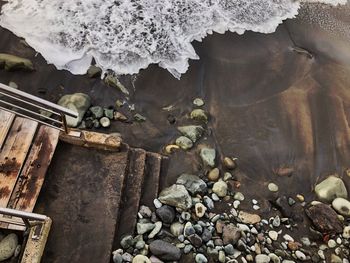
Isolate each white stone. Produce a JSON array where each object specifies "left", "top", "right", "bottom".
[
  {"left": 328, "top": 239, "right": 337, "bottom": 248},
  {"left": 212, "top": 180, "right": 228, "bottom": 197},
  {"left": 315, "top": 176, "right": 348, "bottom": 202},
  {"left": 195, "top": 203, "right": 207, "bottom": 218},
  {"left": 153, "top": 199, "right": 162, "bottom": 208},
  {"left": 283, "top": 234, "right": 294, "bottom": 242},
  {"left": 268, "top": 231, "right": 278, "bottom": 241},
  {"left": 255, "top": 254, "right": 271, "bottom": 263},
  {"left": 268, "top": 183, "right": 279, "bottom": 192},
  {"left": 332, "top": 198, "right": 350, "bottom": 216},
  {"left": 343, "top": 226, "right": 350, "bottom": 239},
  {"left": 295, "top": 250, "right": 306, "bottom": 261}
]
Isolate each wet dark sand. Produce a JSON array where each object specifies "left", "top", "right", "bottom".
[{"left": 1, "top": 2, "right": 350, "bottom": 261}]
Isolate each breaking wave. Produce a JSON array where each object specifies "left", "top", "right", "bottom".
[{"left": 0, "top": 0, "right": 346, "bottom": 78}]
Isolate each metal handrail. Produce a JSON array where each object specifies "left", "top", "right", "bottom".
[
  {"left": 0, "top": 83, "right": 78, "bottom": 133},
  {"left": 0, "top": 207, "right": 47, "bottom": 229}
]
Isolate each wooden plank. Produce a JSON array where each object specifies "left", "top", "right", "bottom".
[
  {"left": 8, "top": 126, "right": 60, "bottom": 212},
  {"left": 0, "top": 109, "right": 15, "bottom": 149},
  {"left": 0, "top": 117, "right": 38, "bottom": 208}
]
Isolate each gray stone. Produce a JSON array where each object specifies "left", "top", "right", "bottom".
[
  {"left": 170, "top": 222, "right": 184, "bottom": 236},
  {"left": 134, "top": 113, "right": 147, "bottom": 122},
  {"left": 184, "top": 222, "right": 195, "bottom": 237},
  {"left": 203, "top": 196, "right": 214, "bottom": 210},
  {"left": 120, "top": 235, "right": 134, "bottom": 249},
  {"left": 156, "top": 205, "right": 175, "bottom": 224},
  {"left": 255, "top": 254, "right": 271, "bottom": 263},
  {"left": 0, "top": 53, "right": 34, "bottom": 71},
  {"left": 139, "top": 205, "right": 152, "bottom": 218},
  {"left": 104, "top": 108, "right": 114, "bottom": 119},
  {"left": 112, "top": 252, "right": 123, "bottom": 263},
  {"left": 200, "top": 148, "right": 216, "bottom": 167},
  {"left": 0, "top": 234, "right": 18, "bottom": 261},
  {"left": 176, "top": 174, "right": 207, "bottom": 195},
  {"left": 201, "top": 228, "right": 212, "bottom": 242},
  {"left": 269, "top": 253, "right": 280, "bottom": 263},
  {"left": 183, "top": 244, "right": 193, "bottom": 254},
  {"left": 87, "top": 65, "right": 102, "bottom": 78},
  {"left": 158, "top": 184, "right": 192, "bottom": 210},
  {"left": 90, "top": 106, "right": 104, "bottom": 118},
  {"left": 177, "top": 125, "right": 204, "bottom": 143},
  {"left": 332, "top": 197, "right": 350, "bottom": 216},
  {"left": 132, "top": 255, "right": 151, "bottom": 263},
  {"left": 104, "top": 73, "right": 129, "bottom": 95},
  {"left": 148, "top": 222, "right": 162, "bottom": 239},
  {"left": 137, "top": 222, "right": 155, "bottom": 235},
  {"left": 222, "top": 224, "right": 241, "bottom": 245},
  {"left": 149, "top": 240, "right": 181, "bottom": 261},
  {"left": 195, "top": 253, "right": 208, "bottom": 263},
  {"left": 135, "top": 240, "right": 146, "bottom": 250},
  {"left": 8, "top": 81, "right": 18, "bottom": 89},
  {"left": 218, "top": 251, "right": 225, "bottom": 263},
  {"left": 224, "top": 244, "right": 234, "bottom": 255},
  {"left": 58, "top": 93, "right": 91, "bottom": 127},
  {"left": 122, "top": 252, "right": 133, "bottom": 262},
  {"left": 175, "top": 136, "right": 193, "bottom": 150},
  {"left": 190, "top": 109, "right": 208, "bottom": 122},
  {"left": 212, "top": 180, "right": 228, "bottom": 197},
  {"left": 188, "top": 234, "right": 202, "bottom": 248},
  {"left": 315, "top": 175, "right": 348, "bottom": 202}
]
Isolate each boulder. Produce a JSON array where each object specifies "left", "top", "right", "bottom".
[
  {"left": 0, "top": 53, "right": 34, "bottom": 71},
  {"left": 315, "top": 175, "right": 347, "bottom": 202},
  {"left": 176, "top": 174, "right": 207, "bottom": 195},
  {"left": 58, "top": 93, "right": 91, "bottom": 127},
  {"left": 158, "top": 184, "right": 192, "bottom": 210}
]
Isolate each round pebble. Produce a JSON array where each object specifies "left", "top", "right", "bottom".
[{"left": 268, "top": 183, "right": 279, "bottom": 192}]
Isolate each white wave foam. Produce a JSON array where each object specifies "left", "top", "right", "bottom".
[{"left": 0, "top": 0, "right": 346, "bottom": 78}]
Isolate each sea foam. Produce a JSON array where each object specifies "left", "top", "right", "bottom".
[{"left": 0, "top": 0, "right": 346, "bottom": 78}]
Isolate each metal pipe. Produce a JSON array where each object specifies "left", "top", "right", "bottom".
[
  {"left": 0, "top": 105, "right": 65, "bottom": 132},
  {"left": 0, "top": 207, "right": 47, "bottom": 221},
  {"left": 0, "top": 83, "right": 78, "bottom": 118}
]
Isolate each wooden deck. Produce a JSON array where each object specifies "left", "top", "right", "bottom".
[{"left": 0, "top": 109, "right": 60, "bottom": 230}]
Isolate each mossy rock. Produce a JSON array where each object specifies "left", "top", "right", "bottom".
[{"left": 0, "top": 53, "right": 34, "bottom": 71}]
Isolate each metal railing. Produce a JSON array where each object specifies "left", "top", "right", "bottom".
[
  {"left": 0, "top": 207, "right": 47, "bottom": 229},
  {"left": 0, "top": 83, "right": 78, "bottom": 133}
]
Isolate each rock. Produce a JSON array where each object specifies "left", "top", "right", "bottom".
[
  {"left": 203, "top": 196, "right": 214, "bottom": 210},
  {"left": 175, "top": 136, "right": 193, "bottom": 150},
  {"left": 222, "top": 224, "right": 241, "bottom": 245},
  {"left": 343, "top": 226, "right": 350, "bottom": 238},
  {"left": 190, "top": 109, "right": 208, "bottom": 122},
  {"left": 148, "top": 222, "right": 162, "bottom": 239},
  {"left": 268, "top": 183, "right": 279, "bottom": 192},
  {"left": 200, "top": 147, "right": 216, "bottom": 167},
  {"left": 139, "top": 206, "right": 152, "bottom": 218},
  {"left": 120, "top": 235, "right": 134, "bottom": 249},
  {"left": 212, "top": 180, "right": 228, "bottom": 197},
  {"left": 137, "top": 223, "right": 155, "bottom": 235},
  {"left": 8, "top": 81, "right": 18, "bottom": 89},
  {"left": 272, "top": 216, "right": 281, "bottom": 227},
  {"left": 104, "top": 73, "right": 129, "bottom": 95},
  {"left": 332, "top": 198, "right": 350, "bottom": 216},
  {"left": 208, "top": 168, "right": 220, "bottom": 181},
  {"left": 58, "top": 93, "right": 91, "bottom": 127},
  {"left": 149, "top": 240, "right": 181, "bottom": 261},
  {"left": 134, "top": 113, "right": 147, "bottom": 122},
  {"left": 255, "top": 254, "right": 271, "bottom": 263},
  {"left": 0, "top": 53, "right": 34, "bottom": 71},
  {"left": 112, "top": 252, "right": 123, "bottom": 263},
  {"left": 315, "top": 175, "right": 347, "bottom": 202},
  {"left": 87, "top": 65, "right": 102, "bottom": 78},
  {"left": 104, "top": 108, "right": 114, "bottom": 119},
  {"left": 223, "top": 157, "right": 237, "bottom": 170},
  {"left": 184, "top": 222, "right": 195, "bottom": 236},
  {"left": 305, "top": 204, "right": 343, "bottom": 234},
  {"left": 177, "top": 125, "right": 204, "bottom": 143},
  {"left": 149, "top": 256, "right": 163, "bottom": 263},
  {"left": 156, "top": 205, "right": 175, "bottom": 224},
  {"left": 132, "top": 255, "right": 151, "bottom": 263},
  {"left": 122, "top": 252, "right": 133, "bottom": 262},
  {"left": 135, "top": 240, "right": 146, "bottom": 250},
  {"left": 158, "top": 184, "right": 192, "bottom": 210},
  {"left": 268, "top": 231, "right": 278, "bottom": 241},
  {"left": 193, "top": 98, "right": 204, "bottom": 107},
  {"left": 234, "top": 192, "right": 245, "bottom": 201},
  {"left": 201, "top": 228, "right": 212, "bottom": 242},
  {"left": 100, "top": 117, "right": 111, "bottom": 127},
  {"left": 153, "top": 199, "right": 162, "bottom": 208},
  {"left": 269, "top": 253, "right": 280, "bottom": 263},
  {"left": 114, "top": 111, "right": 128, "bottom": 121},
  {"left": 223, "top": 172, "right": 233, "bottom": 181},
  {"left": 295, "top": 250, "right": 306, "bottom": 261},
  {"left": 0, "top": 234, "right": 18, "bottom": 261},
  {"left": 328, "top": 239, "right": 337, "bottom": 248},
  {"left": 331, "top": 254, "right": 342, "bottom": 263},
  {"left": 170, "top": 222, "right": 184, "bottom": 236},
  {"left": 195, "top": 203, "right": 207, "bottom": 218},
  {"left": 296, "top": 194, "right": 304, "bottom": 202},
  {"left": 90, "top": 106, "right": 104, "bottom": 118},
  {"left": 195, "top": 253, "right": 208, "bottom": 263},
  {"left": 218, "top": 250, "right": 225, "bottom": 263},
  {"left": 176, "top": 174, "right": 207, "bottom": 195},
  {"left": 238, "top": 211, "right": 261, "bottom": 224},
  {"left": 188, "top": 234, "right": 202, "bottom": 248}
]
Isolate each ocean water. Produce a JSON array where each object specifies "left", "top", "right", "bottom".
[{"left": 0, "top": 0, "right": 346, "bottom": 78}]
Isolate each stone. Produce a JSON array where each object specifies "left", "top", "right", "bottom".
[
  {"left": 149, "top": 240, "right": 181, "bottom": 261},
  {"left": 153, "top": 199, "right": 162, "bottom": 208},
  {"left": 122, "top": 252, "right": 133, "bottom": 262},
  {"left": 305, "top": 204, "right": 343, "bottom": 234},
  {"left": 0, "top": 53, "right": 34, "bottom": 71},
  {"left": 268, "top": 253, "right": 280, "bottom": 263},
  {"left": 87, "top": 65, "right": 102, "bottom": 78},
  {"left": 343, "top": 226, "right": 350, "bottom": 238},
  {"left": 120, "top": 235, "right": 134, "bottom": 249},
  {"left": 135, "top": 240, "right": 146, "bottom": 250},
  {"left": 195, "top": 253, "right": 208, "bottom": 263},
  {"left": 255, "top": 254, "right": 271, "bottom": 263},
  {"left": 8, "top": 81, "right": 18, "bottom": 89},
  {"left": 100, "top": 117, "right": 111, "bottom": 127},
  {"left": 176, "top": 174, "right": 207, "bottom": 195},
  {"left": 200, "top": 147, "right": 216, "bottom": 167},
  {"left": 332, "top": 198, "right": 350, "bottom": 216},
  {"left": 315, "top": 175, "right": 347, "bottom": 202},
  {"left": 137, "top": 223, "right": 155, "bottom": 235},
  {"left": 268, "top": 231, "right": 278, "bottom": 241},
  {"left": 184, "top": 222, "right": 195, "bottom": 237},
  {"left": 296, "top": 194, "right": 304, "bottom": 202},
  {"left": 201, "top": 228, "right": 212, "bottom": 242},
  {"left": 112, "top": 252, "right": 123, "bottom": 263},
  {"left": 208, "top": 168, "right": 220, "bottom": 181},
  {"left": 175, "top": 136, "right": 193, "bottom": 150},
  {"left": 134, "top": 113, "right": 146, "bottom": 122},
  {"left": 190, "top": 109, "right": 208, "bottom": 122},
  {"left": 331, "top": 254, "right": 342, "bottom": 263},
  {"left": 0, "top": 234, "right": 18, "bottom": 261},
  {"left": 328, "top": 239, "right": 337, "bottom": 248},
  {"left": 268, "top": 183, "right": 279, "bottom": 192},
  {"left": 132, "top": 255, "right": 151, "bottom": 263},
  {"left": 203, "top": 196, "right": 214, "bottom": 210},
  {"left": 158, "top": 184, "right": 192, "bottom": 210},
  {"left": 148, "top": 222, "right": 162, "bottom": 239},
  {"left": 212, "top": 180, "right": 228, "bottom": 197},
  {"left": 104, "top": 73, "right": 129, "bottom": 95},
  {"left": 170, "top": 222, "right": 184, "bottom": 236},
  {"left": 104, "top": 108, "right": 114, "bottom": 119},
  {"left": 139, "top": 206, "right": 152, "bottom": 218},
  {"left": 193, "top": 98, "right": 204, "bottom": 107},
  {"left": 272, "top": 216, "right": 281, "bottom": 227},
  {"left": 188, "top": 234, "right": 202, "bottom": 248},
  {"left": 90, "top": 106, "right": 104, "bottom": 118},
  {"left": 58, "top": 93, "right": 91, "bottom": 127},
  {"left": 234, "top": 192, "right": 245, "bottom": 201},
  {"left": 114, "top": 111, "right": 128, "bottom": 121},
  {"left": 223, "top": 172, "right": 233, "bottom": 181},
  {"left": 177, "top": 125, "right": 204, "bottom": 143},
  {"left": 238, "top": 211, "right": 261, "bottom": 224},
  {"left": 156, "top": 205, "right": 175, "bottom": 224},
  {"left": 222, "top": 224, "right": 241, "bottom": 245},
  {"left": 165, "top": 144, "right": 180, "bottom": 154},
  {"left": 295, "top": 250, "right": 306, "bottom": 261},
  {"left": 218, "top": 250, "right": 225, "bottom": 263},
  {"left": 195, "top": 203, "right": 207, "bottom": 218},
  {"left": 223, "top": 157, "right": 237, "bottom": 170}
]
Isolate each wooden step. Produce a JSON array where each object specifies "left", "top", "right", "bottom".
[
  {"left": 139, "top": 152, "right": 163, "bottom": 208},
  {"left": 114, "top": 148, "right": 146, "bottom": 246},
  {"left": 35, "top": 142, "right": 130, "bottom": 263}
]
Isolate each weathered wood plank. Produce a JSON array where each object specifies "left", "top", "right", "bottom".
[
  {"left": 0, "top": 117, "right": 38, "bottom": 208},
  {"left": 8, "top": 126, "right": 60, "bottom": 212},
  {"left": 0, "top": 109, "right": 15, "bottom": 150}
]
